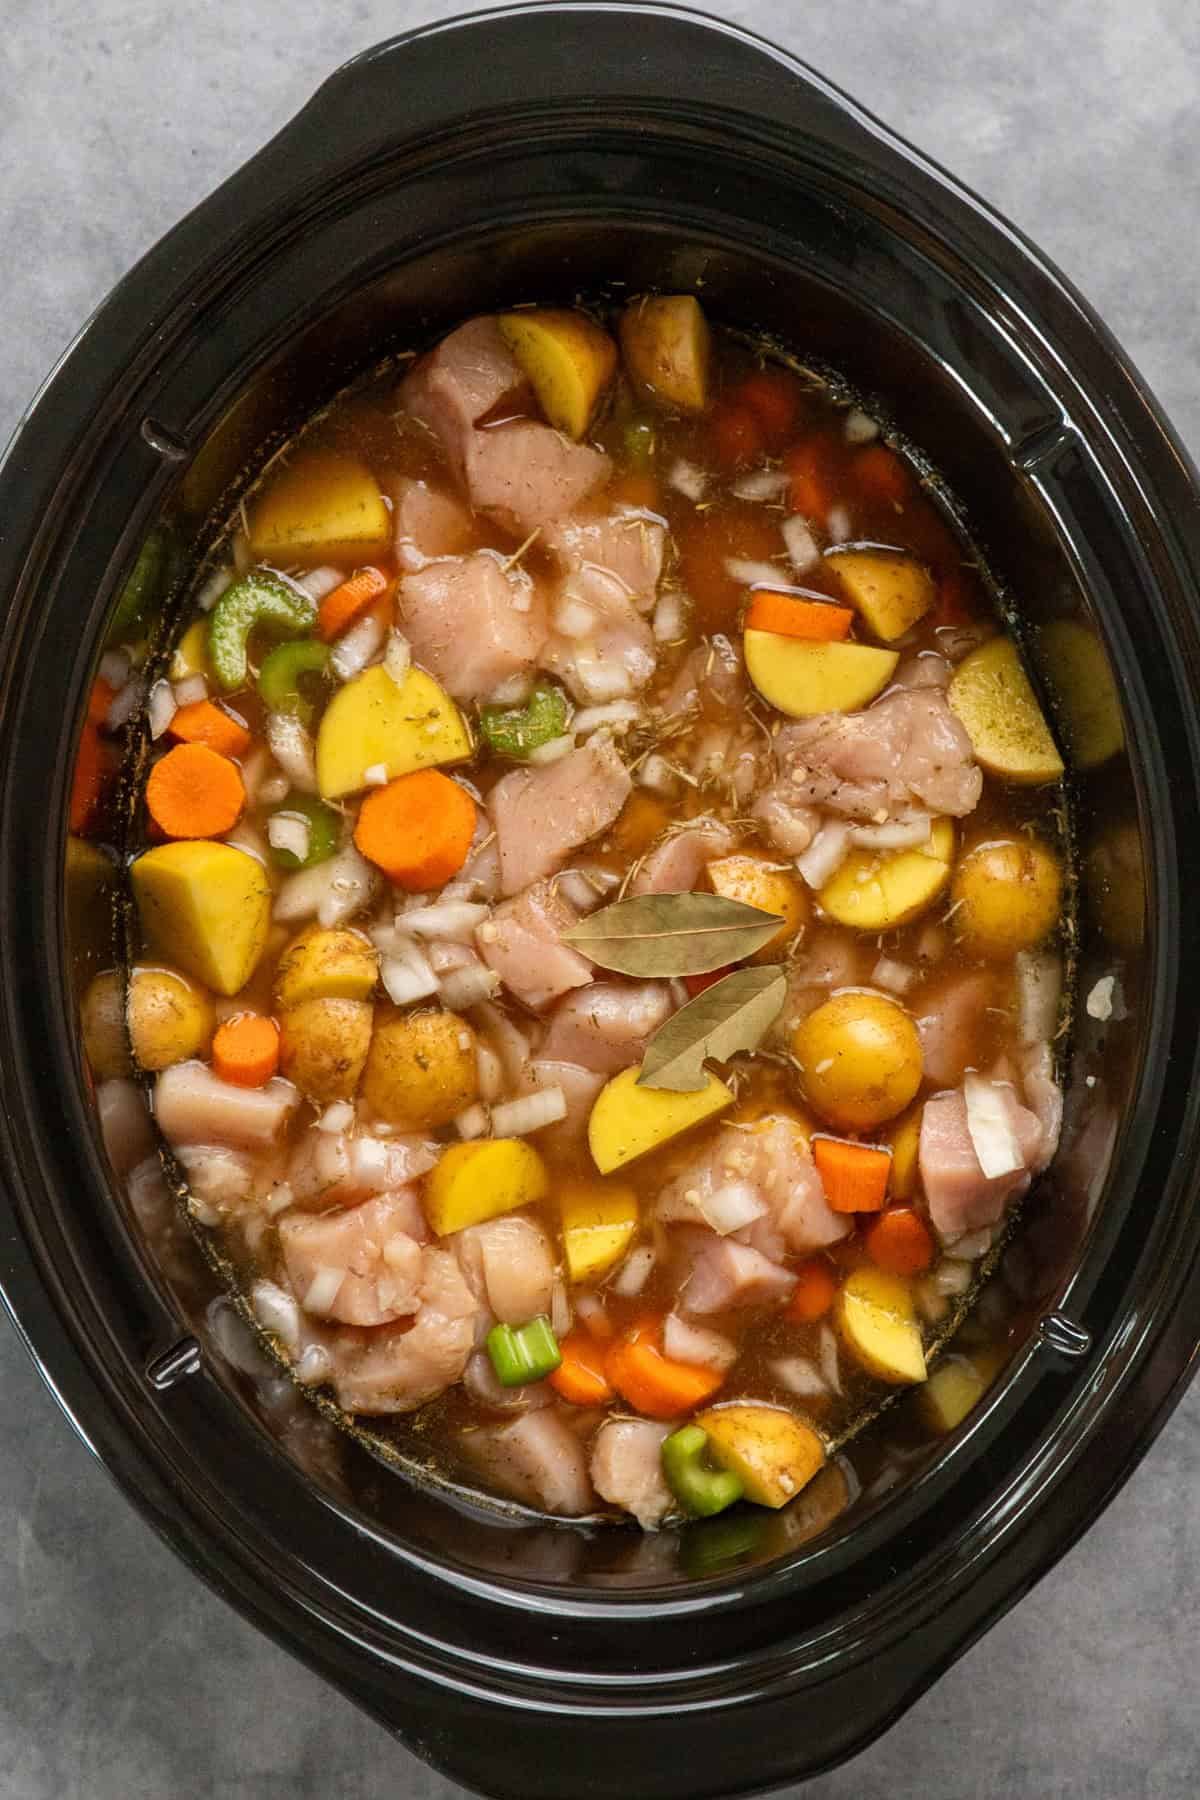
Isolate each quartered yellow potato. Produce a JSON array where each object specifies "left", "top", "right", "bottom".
[
  {"left": 948, "top": 635, "right": 1065, "bottom": 784},
  {"left": 362, "top": 1008, "right": 478, "bottom": 1129},
  {"left": 424, "top": 1138, "right": 550, "bottom": 1237},
  {"left": 826, "top": 548, "right": 936, "bottom": 642},
  {"left": 169, "top": 619, "right": 210, "bottom": 682},
  {"left": 273, "top": 925, "right": 379, "bottom": 1009},
  {"left": 918, "top": 1355, "right": 987, "bottom": 1433},
  {"left": 885, "top": 1106, "right": 923, "bottom": 1202},
  {"left": 316, "top": 665, "right": 472, "bottom": 799},
  {"left": 744, "top": 631, "right": 899, "bottom": 717},
  {"left": 951, "top": 838, "right": 1062, "bottom": 958},
  {"left": 127, "top": 967, "right": 216, "bottom": 1071},
  {"left": 248, "top": 449, "right": 391, "bottom": 567},
  {"left": 1037, "top": 618, "right": 1124, "bottom": 770},
  {"left": 706, "top": 853, "right": 810, "bottom": 961},
  {"left": 588, "top": 1065, "right": 734, "bottom": 1173},
  {"left": 695, "top": 1404, "right": 826, "bottom": 1508},
  {"left": 278, "top": 996, "right": 374, "bottom": 1103},
  {"left": 131, "top": 841, "right": 271, "bottom": 997},
  {"left": 818, "top": 817, "right": 956, "bottom": 931},
  {"left": 619, "top": 294, "right": 711, "bottom": 413},
  {"left": 559, "top": 1178, "right": 640, "bottom": 1283},
  {"left": 836, "top": 1266, "right": 927, "bottom": 1385},
  {"left": 497, "top": 309, "right": 618, "bottom": 440}
]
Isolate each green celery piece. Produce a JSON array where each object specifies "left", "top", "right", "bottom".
[
  {"left": 107, "top": 528, "right": 166, "bottom": 645},
  {"left": 623, "top": 418, "right": 656, "bottom": 468},
  {"left": 268, "top": 796, "right": 339, "bottom": 870},
  {"left": 661, "top": 1424, "right": 744, "bottom": 1518},
  {"left": 208, "top": 569, "right": 317, "bottom": 692},
  {"left": 486, "top": 1317, "right": 562, "bottom": 1388},
  {"left": 479, "top": 680, "right": 569, "bottom": 760},
  {"left": 258, "top": 638, "right": 330, "bottom": 724}
]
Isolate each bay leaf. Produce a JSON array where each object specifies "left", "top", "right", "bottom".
[
  {"left": 638, "top": 965, "right": 788, "bottom": 1092},
  {"left": 563, "top": 891, "right": 785, "bottom": 977}
]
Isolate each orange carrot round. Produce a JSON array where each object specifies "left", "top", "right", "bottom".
[
  {"left": 353, "top": 769, "right": 477, "bottom": 891},
  {"left": 548, "top": 1330, "right": 614, "bottom": 1406},
  {"left": 855, "top": 443, "right": 910, "bottom": 506},
  {"left": 212, "top": 1013, "right": 280, "bottom": 1088},
  {"left": 607, "top": 1319, "right": 725, "bottom": 1420},
  {"left": 864, "top": 1206, "right": 935, "bottom": 1275},
  {"left": 735, "top": 368, "right": 803, "bottom": 449},
  {"left": 784, "top": 438, "right": 836, "bottom": 519},
  {"left": 812, "top": 1135, "right": 892, "bottom": 1213},
  {"left": 745, "top": 592, "right": 854, "bottom": 642},
  {"left": 317, "top": 566, "right": 391, "bottom": 643},
  {"left": 146, "top": 742, "right": 245, "bottom": 839},
  {"left": 170, "top": 698, "right": 251, "bottom": 759},
  {"left": 786, "top": 1256, "right": 839, "bottom": 1324},
  {"left": 711, "top": 403, "right": 763, "bottom": 471}
]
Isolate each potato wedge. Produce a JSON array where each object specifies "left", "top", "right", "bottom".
[
  {"left": 1037, "top": 618, "right": 1123, "bottom": 770},
  {"left": 362, "top": 1007, "right": 478, "bottom": 1130},
  {"left": 169, "top": 619, "right": 210, "bottom": 682},
  {"left": 826, "top": 548, "right": 935, "bottom": 642},
  {"left": 131, "top": 841, "right": 271, "bottom": 997},
  {"left": 248, "top": 449, "right": 391, "bottom": 567},
  {"left": 316, "top": 664, "right": 472, "bottom": 800},
  {"left": 559, "top": 1178, "right": 640, "bottom": 1283},
  {"left": 424, "top": 1138, "right": 549, "bottom": 1237},
  {"left": 706, "top": 854, "right": 810, "bottom": 962},
  {"left": 744, "top": 630, "right": 898, "bottom": 718},
  {"left": 917, "top": 1355, "right": 986, "bottom": 1434},
  {"left": 279, "top": 996, "right": 373, "bottom": 1103},
  {"left": 695, "top": 1403, "right": 826, "bottom": 1508},
  {"left": 127, "top": 967, "right": 216, "bottom": 1071},
  {"left": 885, "top": 1105, "right": 923, "bottom": 1202},
  {"left": 619, "top": 295, "right": 711, "bottom": 413},
  {"left": 588, "top": 1065, "right": 734, "bottom": 1174},
  {"left": 948, "top": 636, "right": 1065, "bottom": 784},
  {"left": 274, "top": 925, "right": 379, "bottom": 1009},
  {"left": 497, "top": 309, "right": 617, "bottom": 440},
  {"left": 836, "top": 1266, "right": 926, "bottom": 1385},
  {"left": 818, "top": 817, "right": 955, "bottom": 931}
]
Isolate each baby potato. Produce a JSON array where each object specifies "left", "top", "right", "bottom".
[
  {"left": 127, "top": 966, "right": 216, "bottom": 1071},
  {"left": 274, "top": 925, "right": 379, "bottom": 1010},
  {"left": 81, "top": 970, "right": 132, "bottom": 1079},
  {"left": 836, "top": 1266, "right": 926, "bottom": 1385},
  {"left": 951, "top": 838, "right": 1062, "bottom": 958},
  {"left": 793, "top": 991, "right": 923, "bottom": 1132},
  {"left": 706, "top": 854, "right": 810, "bottom": 962},
  {"left": 278, "top": 997, "right": 374, "bottom": 1103},
  {"left": 362, "top": 1007, "right": 478, "bottom": 1130},
  {"left": 497, "top": 309, "right": 618, "bottom": 440},
  {"left": 619, "top": 294, "right": 711, "bottom": 413}
]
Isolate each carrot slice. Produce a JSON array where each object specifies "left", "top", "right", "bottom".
[
  {"left": 734, "top": 368, "right": 804, "bottom": 450},
  {"left": 607, "top": 1319, "right": 725, "bottom": 1420},
  {"left": 784, "top": 440, "right": 835, "bottom": 519},
  {"left": 317, "top": 566, "right": 390, "bottom": 643},
  {"left": 145, "top": 742, "right": 245, "bottom": 839},
  {"left": 786, "top": 1256, "right": 839, "bottom": 1323},
  {"left": 170, "top": 698, "right": 251, "bottom": 759},
  {"left": 864, "top": 1206, "right": 935, "bottom": 1275},
  {"left": 353, "top": 768, "right": 477, "bottom": 891},
  {"left": 87, "top": 676, "right": 117, "bottom": 725},
  {"left": 211, "top": 1013, "right": 280, "bottom": 1088},
  {"left": 744, "top": 592, "right": 853, "bottom": 641},
  {"left": 855, "top": 443, "right": 910, "bottom": 506},
  {"left": 711, "top": 403, "right": 763, "bottom": 472},
  {"left": 548, "top": 1330, "right": 614, "bottom": 1406},
  {"left": 812, "top": 1136, "right": 892, "bottom": 1213}
]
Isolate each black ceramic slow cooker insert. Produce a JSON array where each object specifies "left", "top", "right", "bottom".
[{"left": 2, "top": 7, "right": 1199, "bottom": 1796}]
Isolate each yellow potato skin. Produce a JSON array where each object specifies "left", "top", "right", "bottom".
[
  {"left": 1037, "top": 618, "right": 1123, "bottom": 770},
  {"left": 424, "top": 1139, "right": 549, "bottom": 1237},
  {"left": 315, "top": 665, "right": 472, "bottom": 800},
  {"left": 793, "top": 992, "right": 923, "bottom": 1132},
  {"left": 948, "top": 636, "right": 1065, "bottom": 784},
  {"left": 706, "top": 854, "right": 810, "bottom": 962},
  {"left": 744, "top": 631, "right": 899, "bottom": 718},
  {"left": 559, "top": 1178, "right": 640, "bottom": 1283},
  {"left": 694, "top": 1404, "right": 826, "bottom": 1508},
  {"left": 273, "top": 925, "right": 379, "bottom": 1009},
  {"left": 885, "top": 1106, "right": 923, "bottom": 1202},
  {"left": 127, "top": 967, "right": 216, "bottom": 1071},
  {"left": 826, "top": 549, "right": 935, "bottom": 642},
  {"left": 81, "top": 971, "right": 132, "bottom": 1079},
  {"left": 362, "top": 1008, "right": 478, "bottom": 1130},
  {"left": 836, "top": 1266, "right": 927, "bottom": 1385},
  {"left": 951, "top": 838, "right": 1062, "bottom": 958},
  {"left": 131, "top": 841, "right": 271, "bottom": 997},
  {"left": 588, "top": 1065, "right": 734, "bottom": 1174},
  {"left": 496, "top": 309, "right": 618, "bottom": 440},
  {"left": 819, "top": 818, "right": 955, "bottom": 932},
  {"left": 248, "top": 449, "right": 391, "bottom": 567},
  {"left": 169, "top": 619, "right": 210, "bottom": 681},
  {"left": 278, "top": 997, "right": 374, "bottom": 1103},
  {"left": 619, "top": 295, "right": 711, "bottom": 413},
  {"left": 918, "top": 1356, "right": 986, "bottom": 1433}
]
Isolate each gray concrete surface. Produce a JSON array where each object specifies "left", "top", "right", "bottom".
[{"left": 3, "top": 1, "right": 1199, "bottom": 1795}]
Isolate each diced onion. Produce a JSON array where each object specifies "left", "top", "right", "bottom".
[
  {"left": 147, "top": 678, "right": 177, "bottom": 740},
  {"left": 732, "top": 467, "right": 789, "bottom": 502},
  {"left": 404, "top": 900, "right": 490, "bottom": 940},
  {"left": 266, "top": 711, "right": 318, "bottom": 794},
  {"left": 265, "top": 1183, "right": 295, "bottom": 1217},
  {"left": 99, "top": 649, "right": 131, "bottom": 688},
  {"left": 383, "top": 630, "right": 411, "bottom": 688},
  {"left": 195, "top": 566, "right": 234, "bottom": 612},
  {"left": 554, "top": 869, "right": 606, "bottom": 912},
  {"left": 770, "top": 1354, "right": 827, "bottom": 1398},
  {"left": 572, "top": 646, "right": 634, "bottom": 701},
  {"left": 1086, "top": 975, "right": 1116, "bottom": 1022},
  {"left": 267, "top": 811, "right": 311, "bottom": 864},
  {"left": 572, "top": 700, "right": 641, "bottom": 736},
  {"left": 487, "top": 671, "right": 533, "bottom": 706},
  {"left": 934, "top": 1258, "right": 974, "bottom": 1296},
  {"left": 553, "top": 595, "right": 597, "bottom": 639},
  {"left": 455, "top": 1102, "right": 491, "bottom": 1140},
  {"left": 316, "top": 1101, "right": 355, "bottom": 1133},
  {"left": 782, "top": 515, "right": 820, "bottom": 570},
  {"left": 302, "top": 1266, "right": 346, "bottom": 1315},
  {"left": 949, "top": 1225, "right": 994, "bottom": 1260},
  {"left": 380, "top": 939, "right": 440, "bottom": 1006},
  {"left": 663, "top": 1313, "right": 737, "bottom": 1370},
  {"left": 612, "top": 1244, "right": 656, "bottom": 1297},
  {"left": 695, "top": 1181, "right": 767, "bottom": 1236},
  {"left": 317, "top": 844, "right": 377, "bottom": 929},
  {"left": 250, "top": 1280, "right": 302, "bottom": 1353},
  {"left": 817, "top": 1323, "right": 842, "bottom": 1395},
  {"left": 527, "top": 734, "right": 574, "bottom": 766},
  {"left": 297, "top": 565, "right": 345, "bottom": 601},
  {"left": 871, "top": 956, "right": 915, "bottom": 994},
  {"left": 489, "top": 1087, "right": 566, "bottom": 1137},
  {"left": 173, "top": 673, "right": 208, "bottom": 706},
  {"left": 1016, "top": 950, "right": 1063, "bottom": 1044},
  {"left": 851, "top": 813, "right": 932, "bottom": 850},
  {"left": 438, "top": 963, "right": 501, "bottom": 1010},
  {"left": 574, "top": 1290, "right": 609, "bottom": 1337},
  {"left": 652, "top": 589, "right": 686, "bottom": 643},
  {"left": 916, "top": 1277, "right": 950, "bottom": 1324},
  {"left": 669, "top": 458, "right": 707, "bottom": 502},
  {"left": 963, "top": 1073, "right": 1023, "bottom": 1178},
  {"left": 474, "top": 1041, "right": 505, "bottom": 1104},
  {"left": 827, "top": 505, "right": 851, "bottom": 542},
  {"left": 105, "top": 676, "right": 145, "bottom": 731},
  {"left": 550, "top": 1278, "right": 572, "bottom": 1339},
  {"left": 795, "top": 821, "right": 851, "bottom": 888},
  {"left": 331, "top": 612, "right": 385, "bottom": 680},
  {"left": 844, "top": 408, "right": 879, "bottom": 444},
  {"left": 296, "top": 1344, "right": 334, "bottom": 1385},
  {"left": 725, "top": 556, "right": 784, "bottom": 588},
  {"left": 637, "top": 752, "right": 680, "bottom": 797},
  {"left": 362, "top": 761, "right": 389, "bottom": 787}
]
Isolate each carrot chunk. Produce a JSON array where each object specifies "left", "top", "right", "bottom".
[
  {"left": 211, "top": 1013, "right": 280, "bottom": 1088},
  {"left": 548, "top": 1330, "right": 614, "bottom": 1406},
  {"left": 864, "top": 1206, "right": 935, "bottom": 1275},
  {"left": 744, "top": 592, "right": 853, "bottom": 641},
  {"left": 854, "top": 443, "right": 910, "bottom": 506},
  {"left": 353, "top": 768, "right": 477, "bottom": 891},
  {"left": 711, "top": 403, "right": 764, "bottom": 471},
  {"left": 607, "top": 1318, "right": 725, "bottom": 1420},
  {"left": 145, "top": 742, "right": 245, "bottom": 839},
  {"left": 812, "top": 1136, "right": 892, "bottom": 1213},
  {"left": 786, "top": 1256, "right": 839, "bottom": 1323},
  {"left": 170, "top": 698, "right": 251, "bottom": 758},
  {"left": 734, "top": 368, "right": 804, "bottom": 450},
  {"left": 784, "top": 439, "right": 835, "bottom": 519},
  {"left": 316, "top": 566, "right": 391, "bottom": 643}
]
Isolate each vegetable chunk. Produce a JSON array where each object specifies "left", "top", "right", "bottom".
[
  {"left": 694, "top": 1404, "right": 826, "bottom": 1508},
  {"left": 793, "top": 992, "right": 922, "bottom": 1132},
  {"left": 826, "top": 548, "right": 935, "bottom": 642},
  {"left": 424, "top": 1139, "right": 549, "bottom": 1236},
  {"left": 131, "top": 841, "right": 270, "bottom": 997},
  {"left": 951, "top": 838, "right": 1063, "bottom": 958},
  {"left": 744, "top": 631, "right": 899, "bottom": 717},
  {"left": 315, "top": 665, "right": 472, "bottom": 800},
  {"left": 948, "top": 636, "right": 1065, "bottom": 784},
  {"left": 588, "top": 1065, "right": 734, "bottom": 1173},
  {"left": 497, "top": 309, "right": 618, "bottom": 439},
  {"left": 248, "top": 449, "right": 391, "bottom": 566},
  {"left": 619, "top": 296, "right": 712, "bottom": 413},
  {"left": 836, "top": 1266, "right": 926, "bottom": 1385},
  {"left": 363, "top": 1008, "right": 479, "bottom": 1129},
  {"left": 559, "top": 1178, "right": 639, "bottom": 1283},
  {"left": 818, "top": 817, "right": 955, "bottom": 931},
  {"left": 274, "top": 925, "right": 379, "bottom": 1009},
  {"left": 279, "top": 997, "right": 373, "bottom": 1103},
  {"left": 706, "top": 853, "right": 810, "bottom": 961}
]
